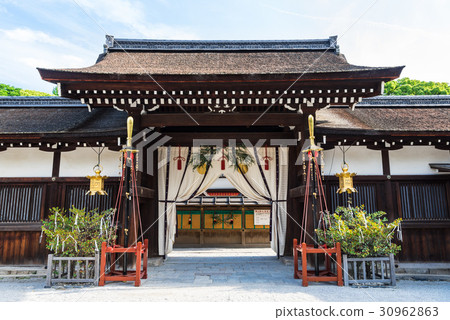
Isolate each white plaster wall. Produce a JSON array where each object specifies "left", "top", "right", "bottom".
[
  {"left": 390, "top": 146, "right": 450, "bottom": 175},
  {"left": 323, "top": 146, "right": 383, "bottom": 176},
  {"left": 60, "top": 148, "right": 122, "bottom": 177},
  {"left": 0, "top": 148, "right": 53, "bottom": 177}
]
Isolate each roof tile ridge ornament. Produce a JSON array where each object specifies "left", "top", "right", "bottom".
[
  {"left": 105, "top": 35, "right": 115, "bottom": 53},
  {"left": 103, "top": 34, "right": 340, "bottom": 53}
]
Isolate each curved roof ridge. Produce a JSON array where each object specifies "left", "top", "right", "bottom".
[{"left": 104, "top": 35, "right": 339, "bottom": 53}]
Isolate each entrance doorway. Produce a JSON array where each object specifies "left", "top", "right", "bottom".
[
  {"left": 157, "top": 146, "right": 288, "bottom": 257},
  {"left": 174, "top": 176, "right": 271, "bottom": 247}
]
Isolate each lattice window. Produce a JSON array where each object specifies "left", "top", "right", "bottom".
[
  {"left": 329, "top": 183, "right": 378, "bottom": 213},
  {"left": 0, "top": 185, "right": 43, "bottom": 222},
  {"left": 64, "top": 183, "right": 119, "bottom": 212},
  {"left": 399, "top": 183, "right": 449, "bottom": 220}
]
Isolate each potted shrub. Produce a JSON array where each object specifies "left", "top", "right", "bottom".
[
  {"left": 316, "top": 206, "right": 402, "bottom": 286},
  {"left": 41, "top": 206, "right": 116, "bottom": 287}
]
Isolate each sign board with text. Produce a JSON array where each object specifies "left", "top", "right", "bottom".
[{"left": 254, "top": 209, "right": 271, "bottom": 226}]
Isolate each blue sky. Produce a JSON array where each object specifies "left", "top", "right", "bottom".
[{"left": 0, "top": 0, "right": 449, "bottom": 93}]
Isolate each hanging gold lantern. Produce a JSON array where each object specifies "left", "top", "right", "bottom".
[
  {"left": 86, "top": 165, "right": 108, "bottom": 195},
  {"left": 335, "top": 163, "right": 357, "bottom": 194}
]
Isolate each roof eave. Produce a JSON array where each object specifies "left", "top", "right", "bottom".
[{"left": 37, "top": 66, "right": 404, "bottom": 85}]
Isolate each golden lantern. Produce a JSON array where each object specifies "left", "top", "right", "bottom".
[
  {"left": 86, "top": 165, "right": 108, "bottom": 195},
  {"left": 335, "top": 163, "right": 357, "bottom": 194}
]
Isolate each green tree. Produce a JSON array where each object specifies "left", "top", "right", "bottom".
[
  {"left": 0, "top": 83, "right": 21, "bottom": 96},
  {"left": 0, "top": 83, "right": 53, "bottom": 96},
  {"left": 20, "top": 89, "right": 52, "bottom": 96},
  {"left": 384, "top": 78, "right": 450, "bottom": 95}
]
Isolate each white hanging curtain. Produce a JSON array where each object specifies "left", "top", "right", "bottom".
[
  {"left": 158, "top": 146, "right": 289, "bottom": 256},
  {"left": 223, "top": 147, "right": 288, "bottom": 256},
  {"left": 158, "top": 146, "right": 222, "bottom": 255}
]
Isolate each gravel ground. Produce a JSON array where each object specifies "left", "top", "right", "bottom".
[{"left": 0, "top": 248, "right": 448, "bottom": 302}]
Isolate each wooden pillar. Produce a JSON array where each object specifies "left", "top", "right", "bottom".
[
  {"left": 148, "top": 144, "right": 160, "bottom": 256},
  {"left": 52, "top": 151, "right": 61, "bottom": 178},
  {"left": 284, "top": 116, "right": 307, "bottom": 256},
  {"left": 381, "top": 149, "right": 395, "bottom": 220}
]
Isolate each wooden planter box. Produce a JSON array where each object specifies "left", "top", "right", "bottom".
[
  {"left": 45, "top": 252, "right": 100, "bottom": 287},
  {"left": 343, "top": 254, "right": 396, "bottom": 286}
]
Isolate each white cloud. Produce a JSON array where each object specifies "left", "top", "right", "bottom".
[
  {"left": 1, "top": 27, "right": 74, "bottom": 47},
  {"left": 0, "top": 28, "right": 97, "bottom": 92},
  {"left": 74, "top": 0, "right": 198, "bottom": 39}
]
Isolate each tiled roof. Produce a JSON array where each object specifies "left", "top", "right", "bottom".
[
  {"left": 0, "top": 96, "right": 85, "bottom": 108},
  {"left": 2, "top": 95, "right": 448, "bottom": 135},
  {"left": 317, "top": 96, "right": 450, "bottom": 133},
  {"left": 0, "top": 97, "right": 127, "bottom": 135},
  {"left": 350, "top": 95, "right": 450, "bottom": 108},
  {"left": 38, "top": 35, "right": 402, "bottom": 77}
]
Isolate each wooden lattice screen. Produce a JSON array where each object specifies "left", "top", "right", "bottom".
[
  {"left": 328, "top": 183, "right": 378, "bottom": 213},
  {"left": 399, "top": 182, "right": 449, "bottom": 220},
  {"left": 0, "top": 185, "right": 44, "bottom": 222},
  {"left": 64, "top": 183, "right": 119, "bottom": 212}
]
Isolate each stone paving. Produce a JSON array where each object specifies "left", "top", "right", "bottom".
[{"left": 0, "top": 248, "right": 449, "bottom": 302}]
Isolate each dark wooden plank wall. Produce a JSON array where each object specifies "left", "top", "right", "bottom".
[
  {"left": 324, "top": 175, "right": 450, "bottom": 262},
  {"left": 0, "top": 231, "right": 45, "bottom": 265},
  {"left": 0, "top": 178, "right": 119, "bottom": 265}
]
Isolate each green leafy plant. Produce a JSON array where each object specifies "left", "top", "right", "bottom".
[
  {"left": 41, "top": 207, "right": 117, "bottom": 257},
  {"left": 384, "top": 78, "right": 450, "bottom": 95},
  {"left": 316, "top": 206, "right": 402, "bottom": 258},
  {"left": 0, "top": 83, "right": 52, "bottom": 96}
]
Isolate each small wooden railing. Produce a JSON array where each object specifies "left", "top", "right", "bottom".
[{"left": 45, "top": 252, "right": 100, "bottom": 287}]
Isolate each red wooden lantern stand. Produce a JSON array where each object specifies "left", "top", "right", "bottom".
[
  {"left": 293, "top": 115, "right": 343, "bottom": 287},
  {"left": 99, "top": 240, "right": 148, "bottom": 287},
  {"left": 98, "top": 116, "right": 148, "bottom": 287},
  {"left": 293, "top": 239, "right": 343, "bottom": 287}
]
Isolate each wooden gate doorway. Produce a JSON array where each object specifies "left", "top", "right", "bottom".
[
  {"left": 174, "top": 175, "right": 272, "bottom": 248},
  {"left": 37, "top": 36, "right": 402, "bottom": 257}
]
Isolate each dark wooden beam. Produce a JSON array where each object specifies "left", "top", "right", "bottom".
[
  {"left": 140, "top": 113, "right": 302, "bottom": 127},
  {"left": 381, "top": 149, "right": 391, "bottom": 176},
  {"left": 137, "top": 186, "right": 155, "bottom": 199},
  {"left": 289, "top": 186, "right": 308, "bottom": 198},
  {"left": 161, "top": 131, "right": 295, "bottom": 145},
  {"left": 0, "top": 222, "right": 42, "bottom": 232},
  {"left": 52, "top": 151, "right": 61, "bottom": 178}
]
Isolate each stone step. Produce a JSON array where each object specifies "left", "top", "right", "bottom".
[
  {"left": 0, "top": 267, "right": 46, "bottom": 276},
  {"left": 397, "top": 273, "right": 450, "bottom": 282},
  {"left": 395, "top": 263, "right": 450, "bottom": 275},
  {"left": 0, "top": 274, "right": 46, "bottom": 280}
]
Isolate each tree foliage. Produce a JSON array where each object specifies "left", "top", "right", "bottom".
[
  {"left": 0, "top": 83, "right": 21, "bottom": 96},
  {"left": 42, "top": 207, "right": 117, "bottom": 257},
  {"left": 384, "top": 78, "right": 450, "bottom": 95},
  {"left": 0, "top": 83, "right": 53, "bottom": 96}
]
